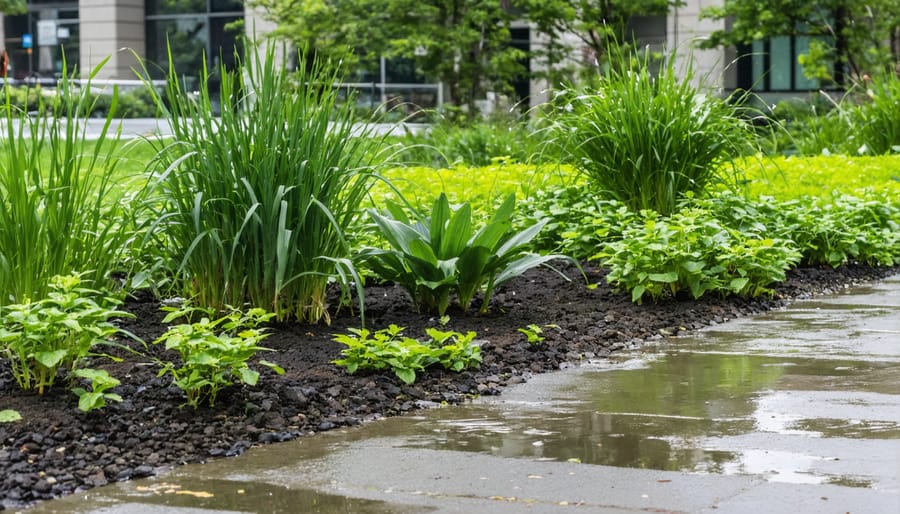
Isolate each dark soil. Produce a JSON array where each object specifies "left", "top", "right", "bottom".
[{"left": 1, "top": 262, "right": 897, "bottom": 510}]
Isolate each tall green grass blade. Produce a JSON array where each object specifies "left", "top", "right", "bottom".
[
  {"left": 139, "top": 42, "right": 389, "bottom": 323},
  {"left": 0, "top": 55, "right": 143, "bottom": 305}
]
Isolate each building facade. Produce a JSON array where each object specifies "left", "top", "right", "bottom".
[
  {"left": 0, "top": 1, "right": 827, "bottom": 105},
  {"left": 1, "top": 0, "right": 261, "bottom": 81}
]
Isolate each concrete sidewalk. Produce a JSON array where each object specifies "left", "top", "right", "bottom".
[{"left": 21, "top": 275, "right": 900, "bottom": 514}]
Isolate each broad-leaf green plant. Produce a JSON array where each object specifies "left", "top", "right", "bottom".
[
  {"left": 332, "top": 324, "right": 481, "bottom": 385},
  {"left": 361, "top": 192, "right": 574, "bottom": 315},
  {"left": 597, "top": 208, "right": 801, "bottom": 303},
  {"left": 71, "top": 368, "right": 123, "bottom": 412},
  {"left": 0, "top": 274, "right": 133, "bottom": 395},
  {"left": 141, "top": 42, "right": 386, "bottom": 323},
  {"left": 153, "top": 306, "right": 284, "bottom": 409}
]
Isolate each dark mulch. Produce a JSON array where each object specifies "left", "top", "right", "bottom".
[{"left": 1, "top": 262, "right": 897, "bottom": 509}]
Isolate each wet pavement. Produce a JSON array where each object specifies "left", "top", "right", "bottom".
[{"left": 21, "top": 275, "right": 900, "bottom": 513}]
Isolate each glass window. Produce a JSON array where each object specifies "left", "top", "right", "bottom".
[
  {"left": 146, "top": 17, "right": 208, "bottom": 80},
  {"left": 751, "top": 40, "right": 765, "bottom": 89},
  {"left": 211, "top": 0, "right": 244, "bottom": 13},
  {"left": 4, "top": 8, "right": 79, "bottom": 79},
  {"left": 146, "top": 0, "right": 207, "bottom": 16},
  {"left": 385, "top": 57, "right": 424, "bottom": 84},
  {"left": 145, "top": 0, "right": 245, "bottom": 81},
  {"left": 768, "top": 36, "right": 792, "bottom": 90}
]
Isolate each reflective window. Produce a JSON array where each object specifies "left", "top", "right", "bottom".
[
  {"left": 739, "top": 34, "right": 832, "bottom": 92},
  {"left": 3, "top": 3, "right": 80, "bottom": 79},
  {"left": 146, "top": 0, "right": 208, "bottom": 16},
  {"left": 145, "top": 0, "right": 244, "bottom": 80}
]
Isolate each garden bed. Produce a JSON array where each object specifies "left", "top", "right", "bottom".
[{"left": 1, "top": 261, "right": 897, "bottom": 509}]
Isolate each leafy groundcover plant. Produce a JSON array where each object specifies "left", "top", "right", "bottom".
[
  {"left": 142, "top": 43, "right": 386, "bottom": 323},
  {"left": 0, "top": 274, "right": 132, "bottom": 395},
  {"left": 153, "top": 306, "right": 284, "bottom": 409},
  {"left": 551, "top": 49, "right": 753, "bottom": 215},
  {"left": 332, "top": 325, "right": 481, "bottom": 385},
  {"left": 361, "top": 192, "right": 576, "bottom": 315},
  {"left": 597, "top": 207, "right": 802, "bottom": 303}
]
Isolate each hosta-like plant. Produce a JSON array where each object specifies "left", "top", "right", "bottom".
[{"left": 361, "top": 193, "right": 574, "bottom": 315}]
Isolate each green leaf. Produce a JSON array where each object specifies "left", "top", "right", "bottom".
[
  {"left": 648, "top": 271, "right": 679, "bottom": 283},
  {"left": 394, "top": 367, "right": 416, "bottom": 385},
  {"left": 729, "top": 277, "right": 750, "bottom": 292},
  {"left": 682, "top": 260, "right": 705, "bottom": 273},
  {"left": 441, "top": 202, "right": 473, "bottom": 258},
  {"left": 370, "top": 210, "right": 425, "bottom": 254},
  {"left": 259, "top": 359, "right": 285, "bottom": 375},
  {"left": 493, "top": 254, "right": 572, "bottom": 287},
  {"left": 35, "top": 349, "right": 68, "bottom": 369},
  {"left": 408, "top": 239, "right": 439, "bottom": 266},
  {"left": 430, "top": 193, "right": 451, "bottom": 252},
  {"left": 77, "top": 392, "right": 104, "bottom": 412},
  {"left": 495, "top": 219, "right": 547, "bottom": 257},
  {"left": 0, "top": 409, "right": 23, "bottom": 423},
  {"left": 631, "top": 285, "right": 646, "bottom": 303},
  {"left": 238, "top": 368, "right": 260, "bottom": 386}
]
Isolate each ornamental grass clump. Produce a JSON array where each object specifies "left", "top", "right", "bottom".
[
  {"left": 0, "top": 57, "right": 142, "bottom": 305},
  {"left": 143, "top": 44, "right": 386, "bottom": 323},
  {"left": 855, "top": 74, "right": 900, "bottom": 155},
  {"left": 552, "top": 49, "right": 754, "bottom": 215}
]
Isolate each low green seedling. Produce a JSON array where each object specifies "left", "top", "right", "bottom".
[
  {"left": 517, "top": 324, "right": 559, "bottom": 345},
  {"left": 0, "top": 409, "right": 22, "bottom": 423},
  {"left": 0, "top": 274, "right": 132, "bottom": 395},
  {"left": 71, "top": 368, "right": 122, "bottom": 412},
  {"left": 425, "top": 328, "right": 482, "bottom": 372},
  {"left": 333, "top": 325, "right": 481, "bottom": 385},
  {"left": 154, "top": 306, "right": 284, "bottom": 409}
]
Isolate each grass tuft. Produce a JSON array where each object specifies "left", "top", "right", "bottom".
[{"left": 142, "top": 43, "right": 388, "bottom": 323}]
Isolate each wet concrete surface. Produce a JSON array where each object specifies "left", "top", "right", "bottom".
[{"left": 20, "top": 275, "right": 900, "bottom": 513}]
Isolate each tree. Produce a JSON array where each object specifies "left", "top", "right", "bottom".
[
  {"left": 248, "top": 0, "right": 527, "bottom": 115},
  {"left": 0, "top": 0, "right": 26, "bottom": 15},
  {"left": 521, "top": 0, "right": 682, "bottom": 81},
  {"left": 699, "top": 0, "right": 900, "bottom": 84}
]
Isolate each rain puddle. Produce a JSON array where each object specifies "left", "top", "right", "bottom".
[{"left": 23, "top": 276, "right": 900, "bottom": 513}]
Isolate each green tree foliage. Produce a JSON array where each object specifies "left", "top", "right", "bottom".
[
  {"left": 700, "top": 0, "right": 900, "bottom": 83},
  {"left": 521, "top": 0, "right": 682, "bottom": 80},
  {"left": 0, "top": 0, "right": 26, "bottom": 15},
  {"left": 248, "top": 0, "right": 526, "bottom": 114}
]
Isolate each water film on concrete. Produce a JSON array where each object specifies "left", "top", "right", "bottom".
[{"left": 22, "top": 276, "right": 900, "bottom": 513}]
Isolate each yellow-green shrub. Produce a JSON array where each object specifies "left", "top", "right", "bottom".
[{"left": 735, "top": 155, "right": 900, "bottom": 199}]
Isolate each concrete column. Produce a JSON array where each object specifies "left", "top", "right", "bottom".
[
  {"left": 79, "top": 0, "right": 146, "bottom": 80},
  {"left": 668, "top": 0, "right": 729, "bottom": 90},
  {"left": 243, "top": 4, "right": 282, "bottom": 63}
]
